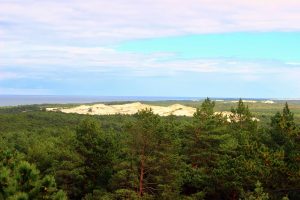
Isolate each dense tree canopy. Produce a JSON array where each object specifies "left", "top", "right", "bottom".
[
  {"left": 0, "top": 149, "right": 67, "bottom": 200},
  {"left": 0, "top": 100, "right": 299, "bottom": 199}
]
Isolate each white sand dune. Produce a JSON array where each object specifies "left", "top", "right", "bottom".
[
  {"left": 46, "top": 102, "right": 197, "bottom": 116},
  {"left": 46, "top": 102, "right": 259, "bottom": 121},
  {"left": 262, "top": 100, "right": 275, "bottom": 104}
]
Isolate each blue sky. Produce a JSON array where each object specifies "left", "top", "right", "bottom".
[{"left": 1, "top": 0, "right": 300, "bottom": 98}]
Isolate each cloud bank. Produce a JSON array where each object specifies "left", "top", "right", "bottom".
[
  {"left": 1, "top": 0, "right": 300, "bottom": 42},
  {"left": 0, "top": 0, "right": 300, "bottom": 97}
]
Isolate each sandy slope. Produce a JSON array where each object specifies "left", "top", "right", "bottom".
[
  {"left": 46, "top": 102, "right": 259, "bottom": 121},
  {"left": 46, "top": 102, "right": 197, "bottom": 116}
]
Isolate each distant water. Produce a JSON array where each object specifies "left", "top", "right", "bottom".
[{"left": 0, "top": 95, "right": 205, "bottom": 106}]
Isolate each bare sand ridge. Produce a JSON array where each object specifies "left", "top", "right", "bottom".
[
  {"left": 46, "top": 102, "right": 259, "bottom": 121},
  {"left": 46, "top": 102, "right": 197, "bottom": 116}
]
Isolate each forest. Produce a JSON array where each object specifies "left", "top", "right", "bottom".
[{"left": 0, "top": 99, "right": 299, "bottom": 200}]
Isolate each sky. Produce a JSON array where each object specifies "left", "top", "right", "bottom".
[{"left": 1, "top": 0, "right": 300, "bottom": 98}]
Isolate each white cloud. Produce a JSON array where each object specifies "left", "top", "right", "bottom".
[
  {"left": 286, "top": 62, "right": 300, "bottom": 66},
  {"left": 1, "top": 0, "right": 300, "bottom": 68},
  {"left": 0, "top": 0, "right": 300, "bottom": 43},
  {"left": 1, "top": 0, "right": 300, "bottom": 95},
  {"left": 0, "top": 87, "right": 51, "bottom": 95},
  {"left": 0, "top": 71, "right": 22, "bottom": 80},
  {"left": 1, "top": 42, "right": 299, "bottom": 80}
]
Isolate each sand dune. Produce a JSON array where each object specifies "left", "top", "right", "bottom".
[
  {"left": 46, "top": 102, "right": 259, "bottom": 121},
  {"left": 46, "top": 102, "right": 197, "bottom": 116}
]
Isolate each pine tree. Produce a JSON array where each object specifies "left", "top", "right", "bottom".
[
  {"left": 75, "top": 119, "right": 118, "bottom": 196},
  {"left": 243, "top": 181, "right": 269, "bottom": 200},
  {"left": 0, "top": 149, "right": 67, "bottom": 200},
  {"left": 181, "top": 98, "right": 228, "bottom": 198},
  {"left": 268, "top": 103, "right": 300, "bottom": 199},
  {"left": 110, "top": 109, "right": 180, "bottom": 199},
  {"left": 230, "top": 99, "right": 257, "bottom": 131}
]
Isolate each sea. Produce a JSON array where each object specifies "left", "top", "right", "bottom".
[
  {"left": 0, "top": 95, "right": 279, "bottom": 107},
  {"left": 0, "top": 95, "right": 207, "bottom": 107}
]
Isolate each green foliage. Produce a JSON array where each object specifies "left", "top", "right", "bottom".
[
  {"left": 242, "top": 181, "right": 269, "bottom": 200},
  {"left": 194, "top": 98, "right": 215, "bottom": 119},
  {"left": 270, "top": 103, "right": 298, "bottom": 148},
  {"left": 230, "top": 99, "right": 258, "bottom": 131},
  {"left": 74, "top": 119, "right": 118, "bottom": 198},
  {"left": 111, "top": 109, "right": 181, "bottom": 198},
  {"left": 0, "top": 101, "right": 299, "bottom": 199},
  {"left": 0, "top": 150, "right": 67, "bottom": 200},
  {"left": 266, "top": 103, "right": 300, "bottom": 199},
  {"left": 113, "top": 189, "right": 141, "bottom": 200}
]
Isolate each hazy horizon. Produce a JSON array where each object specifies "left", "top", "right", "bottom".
[
  {"left": 1, "top": 94, "right": 299, "bottom": 107},
  {"left": 1, "top": 0, "right": 300, "bottom": 98}
]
